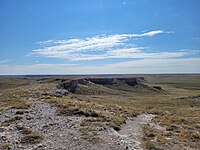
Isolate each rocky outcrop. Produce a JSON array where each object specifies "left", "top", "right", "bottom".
[
  {"left": 88, "top": 78, "right": 116, "bottom": 85},
  {"left": 59, "top": 77, "right": 144, "bottom": 93},
  {"left": 88, "top": 77, "right": 143, "bottom": 86},
  {"left": 117, "top": 78, "right": 139, "bottom": 86},
  {"left": 59, "top": 79, "right": 88, "bottom": 93}
]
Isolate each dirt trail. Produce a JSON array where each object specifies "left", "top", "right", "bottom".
[
  {"left": 0, "top": 98, "right": 156, "bottom": 150},
  {"left": 98, "top": 114, "right": 154, "bottom": 150}
]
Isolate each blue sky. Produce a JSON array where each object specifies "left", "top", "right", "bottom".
[{"left": 0, "top": 0, "right": 200, "bottom": 74}]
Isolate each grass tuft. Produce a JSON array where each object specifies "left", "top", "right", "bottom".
[
  {"left": 2, "top": 115, "right": 23, "bottom": 125},
  {"left": 20, "top": 127, "right": 32, "bottom": 135},
  {"left": 20, "top": 133, "right": 43, "bottom": 144}
]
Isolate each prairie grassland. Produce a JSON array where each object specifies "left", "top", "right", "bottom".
[{"left": 0, "top": 75, "right": 199, "bottom": 149}]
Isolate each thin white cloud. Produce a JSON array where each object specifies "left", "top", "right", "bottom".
[
  {"left": 36, "top": 30, "right": 164, "bottom": 47},
  {"left": 0, "top": 58, "right": 199, "bottom": 75},
  {"left": 68, "top": 49, "right": 188, "bottom": 61},
  {"left": 31, "top": 30, "right": 169, "bottom": 61},
  {"left": 139, "top": 30, "right": 163, "bottom": 37}
]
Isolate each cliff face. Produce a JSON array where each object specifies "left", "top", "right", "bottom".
[
  {"left": 58, "top": 77, "right": 145, "bottom": 93},
  {"left": 88, "top": 78, "right": 142, "bottom": 86}
]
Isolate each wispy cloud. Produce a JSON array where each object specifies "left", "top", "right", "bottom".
[
  {"left": 139, "top": 30, "right": 164, "bottom": 37},
  {"left": 31, "top": 30, "right": 176, "bottom": 61},
  {"left": 36, "top": 30, "right": 164, "bottom": 46},
  {"left": 68, "top": 49, "right": 188, "bottom": 61},
  {"left": 1, "top": 58, "right": 199, "bottom": 75}
]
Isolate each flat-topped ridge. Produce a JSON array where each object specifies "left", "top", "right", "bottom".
[{"left": 58, "top": 77, "right": 148, "bottom": 94}]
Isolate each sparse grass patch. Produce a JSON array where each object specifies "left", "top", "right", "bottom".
[
  {"left": 144, "top": 125, "right": 156, "bottom": 138},
  {"left": 20, "top": 132, "right": 43, "bottom": 144},
  {"left": 79, "top": 118, "right": 106, "bottom": 142},
  {"left": 9, "top": 101, "right": 32, "bottom": 109},
  {"left": 140, "top": 96, "right": 200, "bottom": 150},
  {"left": 143, "top": 124, "right": 168, "bottom": 150},
  {"left": 20, "top": 127, "right": 32, "bottom": 135},
  {"left": 45, "top": 96, "right": 139, "bottom": 143},
  {"left": 79, "top": 126, "right": 102, "bottom": 142},
  {"left": 0, "top": 87, "right": 31, "bottom": 103},
  {"left": 177, "top": 129, "right": 200, "bottom": 142},
  {"left": 80, "top": 118, "right": 104, "bottom": 126},
  {"left": 2, "top": 115, "right": 23, "bottom": 125},
  {"left": 0, "top": 101, "right": 32, "bottom": 110},
  {"left": 47, "top": 97, "right": 129, "bottom": 125},
  {"left": 0, "top": 78, "right": 30, "bottom": 90}
]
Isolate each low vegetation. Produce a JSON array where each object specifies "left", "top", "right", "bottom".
[
  {"left": 134, "top": 92, "right": 200, "bottom": 149},
  {"left": 45, "top": 96, "right": 131, "bottom": 140},
  {"left": 0, "top": 77, "right": 30, "bottom": 90},
  {"left": 20, "top": 127, "right": 33, "bottom": 135},
  {"left": 2, "top": 115, "right": 23, "bottom": 126}
]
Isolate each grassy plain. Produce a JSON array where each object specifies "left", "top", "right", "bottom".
[{"left": 0, "top": 74, "right": 199, "bottom": 149}]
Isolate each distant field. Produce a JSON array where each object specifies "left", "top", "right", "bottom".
[
  {"left": 144, "top": 74, "right": 200, "bottom": 89},
  {"left": 0, "top": 78, "right": 30, "bottom": 90},
  {"left": 157, "top": 82, "right": 200, "bottom": 89}
]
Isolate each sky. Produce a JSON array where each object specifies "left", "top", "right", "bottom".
[{"left": 0, "top": 0, "right": 200, "bottom": 75}]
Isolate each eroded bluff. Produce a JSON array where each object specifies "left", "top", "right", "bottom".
[{"left": 58, "top": 77, "right": 144, "bottom": 93}]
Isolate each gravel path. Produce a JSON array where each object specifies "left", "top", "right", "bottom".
[
  {"left": 98, "top": 114, "right": 154, "bottom": 150},
  {"left": 0, "top": 96, "right": 155, "bottom": 150}
]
